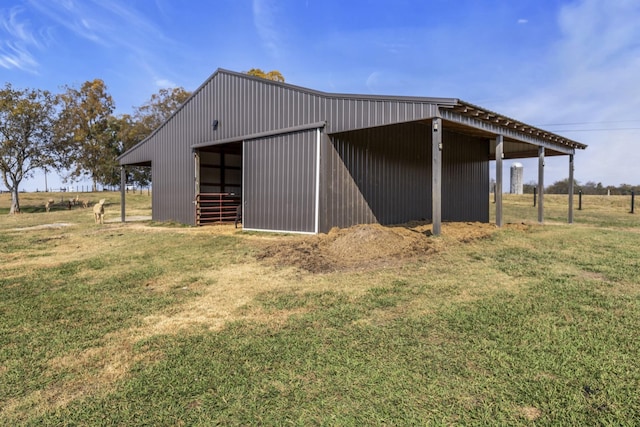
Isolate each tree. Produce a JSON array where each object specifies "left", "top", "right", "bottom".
[
  {"left": 523, "top": 181, "right": 537, "bottom": 194},
  {"left": 0, "top": 84, "right": 59, "bottom": 214},
  {"left": 57, "top": 79, "right": 116, "bottom": 191},
  {"left": 581, "top": 181, "right": 600, "bottom": 195},
  {"left": 546, "top": 178, "right": 581, "bottom": 194},
  {"left": 117, "top": 87, "right": 191, "bottom": 188},
  {"left": 94, "top": 114, "right": 126, "bottom": 188},
  {"left": 133, "top": 87, "right": 191, "bottom": 134},
  {"left": 246, "top": 68, "right": 285, "bottom": 82}
]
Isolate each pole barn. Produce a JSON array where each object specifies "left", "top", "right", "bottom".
[{"left": 118, "top": 69, "right": 586, "bottom": 235}]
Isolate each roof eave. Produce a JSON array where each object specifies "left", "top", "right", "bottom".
[{"left": 448, "top": 100, "right": 587, "bottom": 150}]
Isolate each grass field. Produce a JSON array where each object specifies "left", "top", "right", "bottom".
[{"left": 1, "top": 192, "right": 638, "bottom": 425}]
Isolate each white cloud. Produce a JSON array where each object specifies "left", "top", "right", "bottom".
[
  {"left": 501, "top": 0, "right": 640, "bottom": 186},
  {"left": 20, "top": 0, "right": 187, "bottom": 107},
  {"left": 365, "top": 71, "right": 381, "bottom": 91},
  {"left": 155, "top": 78, "right": 176, "bottom": 88},
  {"left": 517, "top": 18, "right": 528, "bottom": 24},
  {"left": 0, "top": 7, "right": 41, "bottom": 72},
  {"left": 252, "top": 0, "right": 282, "bottom": 57}
]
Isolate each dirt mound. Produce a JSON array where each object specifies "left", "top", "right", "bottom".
[{"left": 256, "top": 221, "right": 496, "bottom": 273}]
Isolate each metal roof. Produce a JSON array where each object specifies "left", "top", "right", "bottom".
[{"left": 445, "top": 100, "right": 587, "bottom": 151}]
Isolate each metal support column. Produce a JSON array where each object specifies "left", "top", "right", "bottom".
[
  {"left": 432, "top": 117, "right": 442, "bottom": 236},
  {"left": 194, "top": 150, "right": 200, "bottom": 225},
  {"left": 120, "top": 166, "right": 126, "bottom": 223},
  {"left": 538, "top": 146, "right": 545, "bottom": 224},
  {"left": 194, "top": 151, "right": 200, "bottom": 195},
  {"left": 495, "top": 135, "right": 504, "bottom": 227},
  {"left": 568, "top": 154, "right": 574, "bottom": 224}
]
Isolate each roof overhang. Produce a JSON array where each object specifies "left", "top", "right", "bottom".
[{"left": 441, "top": 100, "right": 587, "bottom": 157}]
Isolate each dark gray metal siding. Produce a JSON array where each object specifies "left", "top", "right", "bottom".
[
  {"left": 442, "top": 131, "right": 490, "bottom": 222},
  {"left": 325, "top": 122, "right": 431, "bottom": 229},
  {"left": 202, "top": 71, "right": 441, "bottom": 144},
  {"left": 322, "top": 126, "right": 488, "bottom": 231},
  {"left": 324, "top": 99, "right": 440, "bottom": 134},
  {"left": 244, "top": 129, "right": 317, "bottom": 233},
  {"left": 148, "top": 122, "right": 195, "bottom": 224}
]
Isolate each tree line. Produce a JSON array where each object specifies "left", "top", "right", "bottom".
[
  {"left": 523, "top": 179, "right": 640, "bottom": 195},
  {"left": 0, "top": 79, "right": 190, "bottom": 214}
]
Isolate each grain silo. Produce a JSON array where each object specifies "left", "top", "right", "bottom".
[{"left": 510, "top": 162, "right": 524, "bottom": 194}]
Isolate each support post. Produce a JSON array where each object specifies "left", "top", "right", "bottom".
[
  {"left": 194, "top": 150, "right": 200, "bottom": 225},
  {"left": 538, "top": 146, "right": 545, "bottom": 224},
  {"left": 432, "top": 117, "right": 442, "bottom": 236},
  {"left": 568, "top": 154, "right": 574, "bottom": 224},
  {"left": 194, "top": 150, "right": 200, "bottom": 196},
  {"left": 631, "top": 191, "right": 635, "bottom": 214},
  {"left": 120, "top": 166, "right": 126, "bottom": 223},
  {"left": 495, "top": 135, "right": 504, "bottom": 227},
  {"left": 579, "top": 190, "right": 583, "bottom": 210}
]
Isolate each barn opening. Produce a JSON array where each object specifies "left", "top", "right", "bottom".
[
  {"left": 326, "top": 120, "right": 490, "bottom": 228},
  {"left": 195, "top": 141, "right": 242, "bottom": 225}
]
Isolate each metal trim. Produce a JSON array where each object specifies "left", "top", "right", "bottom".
[
  {"left": 192, "top": 121, "right": 327, "bottom": 149},
  {"left": 315, "top": 128, "right": 321, "bottom": 234}
]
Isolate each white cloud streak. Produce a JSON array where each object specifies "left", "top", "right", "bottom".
[
  {"left": 252, "top": 0, "right": 282, "bottom": 58},
  {"left": 501, "top": 0, "right": 640, "bottom": 185},
  {"left": 13, "top": 0, "right": 183, "bottom": 92},
  {"left": 0, "top": 7, "right": 42, "bottom": 72},
  {"left": 26, "top": 0, "right": 173, "bottom": 51}
]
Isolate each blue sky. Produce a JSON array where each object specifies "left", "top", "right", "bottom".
[{"left": 1, "top": 0, "right": 639, "bottom": 192}]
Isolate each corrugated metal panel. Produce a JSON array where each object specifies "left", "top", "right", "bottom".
[
  {"left": 146, "top": 124, "right": 195, "bottom": 224},
  {"left": 244, "top": 129, "right": 317, "bottom": 233},
  {"left": 323, "top": 99, "right": 440, "bottom": 134},
  {"left": 325, "top": 122, "right": 431, "bottom": 229},
  {"left": 442, "top": 131, "right": 490, "bottom": 222},
  {"left": 323, "top": 125, "right": 488, "bottom": 231},
  {"left": 185, "top": 71, "right": 442, "bottom": 148},
  {"left": 208, "top": 73, "right": 323, "bottom": 144}
]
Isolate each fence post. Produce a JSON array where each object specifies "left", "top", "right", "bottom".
[
  {"left": 579, "top": 190, "right": 582, "bottom": 211},
  {"left": 631, "top": 191, "right": 635, "bottom": 214},
  {"left": 533, "top": 187, "right": 537, "bottom": 207}
]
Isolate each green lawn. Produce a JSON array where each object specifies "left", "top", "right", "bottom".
[{"left": 1, "top": 192, "right": 638, "bottom": 425}]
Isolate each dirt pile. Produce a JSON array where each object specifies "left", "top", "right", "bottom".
[{"left": 256, "top": 221, "right": 497, "bottom": 273}]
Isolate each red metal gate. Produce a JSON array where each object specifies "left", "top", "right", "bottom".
[{"left": 195, "top": 193, "right": 241, "bottom": 226}]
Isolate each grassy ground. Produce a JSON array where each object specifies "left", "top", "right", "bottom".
[{"left": 1, "top": 192, "right": 638, "bottom": 425}]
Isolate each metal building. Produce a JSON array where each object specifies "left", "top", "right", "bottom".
[{"left": 118, "top": 69, "right": 586, "bottom": 234}]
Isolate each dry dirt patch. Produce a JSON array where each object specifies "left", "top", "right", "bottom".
[
  {"left": 518, "top": 406, "right": 542, "bottom": 421},
  {"left": 256, "top": 221, "right": 497, "bottom": 273}
]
